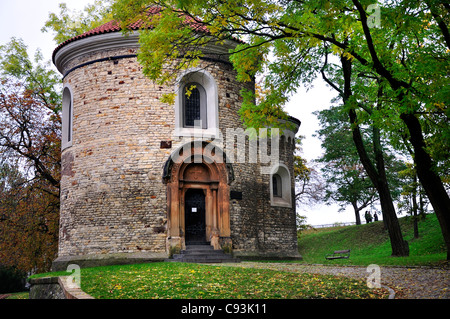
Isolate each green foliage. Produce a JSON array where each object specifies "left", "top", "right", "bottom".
[
  {"left": 0, "top": 265, "right": 27, "bottom": 294},
  {"left": 0, "top": 162, "right": 26, "bottom": 192},
  {"left": 0, "top": 38, "right": 61, "bottom": 110},
  {"left": 4, "top": 292, "right": 29, "bottom": 299},
  {"left": 314, "top": 105, "right": 408, "bottom": 220},
  {"left": 137, "top": 10, "right": 195, "bottom": 83},
  {"left": 0, "top": 38, "right": 62, "bottom": 274},
  {"left": 296, "top": 214, "right": 311, "bottom": 233},
  {"left": 110, "top": 0, "right": 449, "bottom": 183},
  {"left": 396, "top": 162, "right": 428, "bottom": 217},
  {"left": 41, "top": 1, "right": 114, "bottom": 44},
  {"left": 0, "top": 38, "right": 61, "bottom": 186}
]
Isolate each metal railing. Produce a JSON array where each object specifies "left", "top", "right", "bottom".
[{"left": 311, "top": 222, "right": 357, "bottom": 228}]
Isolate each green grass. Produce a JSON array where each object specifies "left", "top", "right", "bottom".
[
  {"left": 30, "top": 262, "right": 388, "bottom": 299},
  {"left": 16, "top": 213, "right": 448, "bottom": 300},
  {"left": 3, "top": 292, "right": 29, "bottom": 299},
  {"left": 298, "top": 213, "right": 447, "bottom": 266}
]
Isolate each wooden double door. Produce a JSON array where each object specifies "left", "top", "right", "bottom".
[{"left": 184, "top": 188, "right": 206, "bottom": 243}]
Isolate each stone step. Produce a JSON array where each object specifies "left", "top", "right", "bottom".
[
  {"left": 166, "top": 244, "right": 240, "bottom": 263},
  {"left": 182, "top": 246, "right": 223, "bottom": 252},
  {"left": 173, "top": 249, "right": 233, "bottom": 257},
  {"left": 177, "top": 252, "right": 226, "bottom": 258},
  {"left": 185, "top": 241, "right": 210, "bottom": 246},
  {"left": 169, "top": 258, "right": 241, "bottom": 263},
  {"left": 173, "top": 253, "right": 232, "bottom": 259},
  {"left": 185, "top": 245, "right": 214, "bottom": 251},
  {"left": 167, "top": 257, "right": 241, "bottom": 263}
]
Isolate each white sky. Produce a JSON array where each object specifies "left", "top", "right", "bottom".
[{"left": 0, "top": 0, "right": 366, "bottom": 226}]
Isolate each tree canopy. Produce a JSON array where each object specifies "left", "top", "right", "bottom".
[
  {"left": 0, "top": 39, "right": 61, "bottom": 273},
  {"left": 111, "top": 0, "right": 449, "bottom": 258},
  {"left": 41, "top": 0, "right": 115, "bottom": 44},
  {"left": 315, "top": 105, "right": 407, "bottom": 225}
]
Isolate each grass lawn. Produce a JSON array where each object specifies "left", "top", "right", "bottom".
[
  {"left": 13, "top": 214, "right": 448, "bottom": 300},
  {"left": 2, "top": 292, "right": 29, "bottom": 299},
  {"left": 298, "top": 213, "right": 447, "bottom": 267},
  {"left": 30, "top": 262, "right": 389, "bottom": 299}
]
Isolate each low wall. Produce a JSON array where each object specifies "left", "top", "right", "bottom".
[
  {"left": 29, "top": 276, "right": 94, "bottom": 299},
  {"left": 51, "top": 252, "right": 167, "bottom": 271}
]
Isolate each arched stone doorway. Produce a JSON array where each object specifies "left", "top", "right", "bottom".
[{"left": 163, "top": 142, "right": 232, "bottom": 251}]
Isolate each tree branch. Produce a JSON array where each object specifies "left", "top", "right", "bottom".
[
  {"left": 351, "top": 0, "right": 410, "bottom": 90},
  {"left": 320, "top": 43, "right": 343, "bottom": 96}
]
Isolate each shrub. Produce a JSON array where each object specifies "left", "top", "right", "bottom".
[{"left": 0, "top": 265, "right": 27, "bottom": 293}]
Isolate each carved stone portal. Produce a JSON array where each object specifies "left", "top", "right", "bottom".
[{"left": 165, "top": 142, "right": 231, "bottom": 251}]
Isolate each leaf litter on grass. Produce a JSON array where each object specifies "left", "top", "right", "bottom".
[{"left": 79, "top": 262, "right": 389, "bottom": 299}]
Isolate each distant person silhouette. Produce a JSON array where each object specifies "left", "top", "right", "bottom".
[{"left": 365, "top": 211, "right": 372, "bottom": 223}]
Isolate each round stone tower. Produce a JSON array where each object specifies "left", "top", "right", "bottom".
[{"left": 51, "top": 16, "right": 301, "bottom": 270}]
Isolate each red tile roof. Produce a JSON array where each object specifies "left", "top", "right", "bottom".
[{"left": 52, "top": 6, "right": 210, "bottom": 61}]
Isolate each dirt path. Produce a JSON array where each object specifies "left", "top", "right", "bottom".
[{"left": 210, "top": 262, "right": 449, "bottom": 299}]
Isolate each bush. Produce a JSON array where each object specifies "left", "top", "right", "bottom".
[{"left": 0, "top": 265, "right": 27, "bottom": 293}]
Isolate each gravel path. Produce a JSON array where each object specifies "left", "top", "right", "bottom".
[{"left": 210, "top": 262, "right": 449, "bottom": 299}]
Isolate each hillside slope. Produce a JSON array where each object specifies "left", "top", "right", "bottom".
[{"left": 298, "top": 214, "right": 447, "bottom": 266}]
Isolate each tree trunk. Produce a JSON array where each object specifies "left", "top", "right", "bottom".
[
  {"left": 340, "top": 54, "right": 409, "bottom": 256},
  {"left": 372, "top": 117, "right": 410, "bottom": 256},
  {"left": 352, "top": 0, "right": 448, "bottom": 259},
  {"left": 352, "top": 202, "right": 362, "bottom": 225},
  {"left": 378, "top": 178, "right": 409, "bottom": 256},
  {"left": 419, "top": 187, "right": 426, "bottom": 219},
  {"left": 400, "top": 113, "right": 450, "bottom": 260},
  {"left": 348, "top": 114, "right": 409, "bottom": 256}
]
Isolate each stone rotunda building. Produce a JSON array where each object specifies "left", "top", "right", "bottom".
[{"left": 51, "top": 12, "right": 301, "bottom": 270}]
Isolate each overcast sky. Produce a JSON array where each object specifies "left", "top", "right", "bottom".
[{"left": 0, "top": 0, "right": 364, "bottom": 226}]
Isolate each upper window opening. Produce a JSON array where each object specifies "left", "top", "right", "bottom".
[
  {"left": 62, "top": 85, "right": 73, "bottom": 150},
  {"left": 174, "top": 69, "right": 219, "bottom": 137},
  {"left": 67, "top": 98, "right": 72, "bottom": 143},
  {"left": 183, "top": 82, "right": 207, "bottom": 129},
  {"left": 184, "top": 86, "right": 200, "bottom": 127}
]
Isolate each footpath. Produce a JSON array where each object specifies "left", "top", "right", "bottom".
[{"left": 211, "top": 262, "right": 449, "bottom": 299}]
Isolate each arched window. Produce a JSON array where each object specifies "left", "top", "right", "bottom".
[
  {"left": 272, "top": 174, "right": 282, "bottom": 197},
  {"left": 183, "top": 83, "right": 207, "bottom": 128},
  {"left": 270, "top": 164, "right": 292, "bottom": 207},
  {"left": 62, "top": 85, "right": 73, "bottom": 150},
  {"left": 174, "top": 69, "right": 219, "bottom": 137}
]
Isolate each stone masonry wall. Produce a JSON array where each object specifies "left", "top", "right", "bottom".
[{"left": 58, "top": 41, "right": 299, "bottom": 262}]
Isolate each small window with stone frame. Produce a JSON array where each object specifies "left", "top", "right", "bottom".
[
  {"left": 272, "top": 174, "right": 282, "bottom": 197},
  {"left": 270, "top": 164, "right": 292, "bottom": 208}
]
